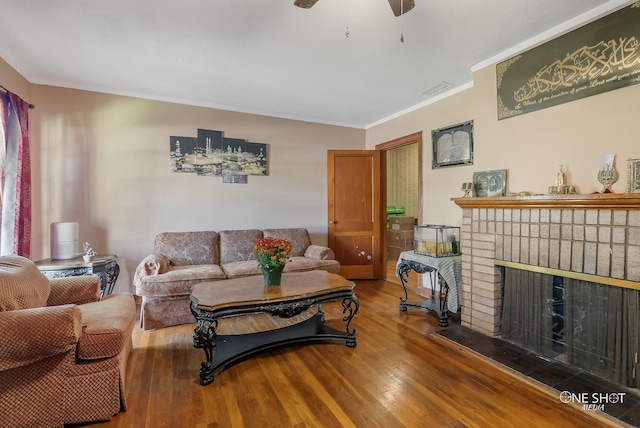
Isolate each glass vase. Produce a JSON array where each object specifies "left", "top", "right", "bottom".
[{"left": 261, "top": 265, "right": 284, "bottom": 286}]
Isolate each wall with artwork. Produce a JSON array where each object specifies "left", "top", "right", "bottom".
[
  {"left": 26, "top": 83, "right": 364, "bottom": 292},
  {"left": 365, "top": 2, "right": 640, "bottom": 227}
]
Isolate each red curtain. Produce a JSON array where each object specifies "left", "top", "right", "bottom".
[{"left": 0, "top": 92, "right": 31, "bottom": 257}]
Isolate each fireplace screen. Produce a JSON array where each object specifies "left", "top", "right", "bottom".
[{"left": 501, "top": 267, "right": 640, "bottom": 387}]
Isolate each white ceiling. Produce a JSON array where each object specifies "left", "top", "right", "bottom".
[{"left": 0, "top": 0, "right": 629, "bottom": 128}]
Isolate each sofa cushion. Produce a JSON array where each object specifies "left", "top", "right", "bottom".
[
  {"left": 136, "top": 264, "right": 226, "bottom": 296},
  {"left": 77, "top": 293, "right": 136, "bottom": 360},
  {"left": 219, "top": 229, "right": 263, "bottom": 264},
  {"left": 154, "top": 231, "right": 219, "bottom": 266},
  {"left": 0, "top": 255, "right": 50, "bottom": 311},
  {"left": 262, "top": 228, "right": 311, "bottom": 257},
  {"left": 304, "top": 244, "right": 336, "bottom": 260},
  {"left": 283, "top": 256, "right": 340, "bottom": 274},
  {"left": 221, "top": 260, "right": 262, "bottom": 279}
]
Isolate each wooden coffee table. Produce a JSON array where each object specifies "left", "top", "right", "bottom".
[{"left": 190, "top": 270, "right": 359, "bottom": 385}]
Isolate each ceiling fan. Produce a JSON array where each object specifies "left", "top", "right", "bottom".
[{"left": 294, "top": 0, "right": 416, "bottom": 17}]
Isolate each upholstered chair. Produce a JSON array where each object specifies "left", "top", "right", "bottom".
[{"left": 0, "top": 255, "right": 136, "bottom": 428}]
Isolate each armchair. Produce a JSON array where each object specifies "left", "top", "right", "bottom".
[{"left": 0, "top": 255, "right": 136, "bottom": 428}]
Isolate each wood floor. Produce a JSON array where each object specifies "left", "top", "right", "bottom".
[{"left": 82, "top": 280, "right": 620, "bottom": 428}]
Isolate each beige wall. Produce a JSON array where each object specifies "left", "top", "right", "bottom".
[
  {"left": 25, "top": 84, "right": 364, "bottom": 292},
  {"left": 367, "top": 63, "right": 640, "bottom": 227},
  {"left": 0, "top": 58, "right": 30, "bottom": 102}
]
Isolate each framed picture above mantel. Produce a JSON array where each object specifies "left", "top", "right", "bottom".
[
  {"left": 431, "top": 121, "right": 474, "bottom": 169},
  {"left": 472, "top": 169, "right": 507, "bottom": 197}
]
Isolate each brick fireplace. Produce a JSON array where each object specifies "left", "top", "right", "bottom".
[{"left": 452, "top": 194, "right": 640, "bottom": 337}]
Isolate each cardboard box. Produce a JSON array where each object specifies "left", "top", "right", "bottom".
[
  {"left": 388, "top": 230, "right": 414, "bottom": 249},
  {"left": 387, "top": 246, "right": 403, "bottom": 261},
  {"left": 389, "top": 216, "right": 415, "bottom": 231}
]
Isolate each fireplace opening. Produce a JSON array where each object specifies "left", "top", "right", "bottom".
[{"left": 500, "top": 265, "right": 640, "bottom": 388}]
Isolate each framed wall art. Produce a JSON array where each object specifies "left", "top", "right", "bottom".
[
  {"left": 497, "top": 3, "right": 640, "bottom": 120},
  {"left": 627, "top": 158, "right": 640, "bottom": 193},
  {"left": 472, "top": 169, "right": 507, "bottom": 197},
  {"left": 432, "top": 121, "right": 473, "bottom": 168},
  {"left": 169, "top": 128, "right": 268, "bottom": 183}
]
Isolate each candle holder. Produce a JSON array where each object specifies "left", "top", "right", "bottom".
[
  {"left": 461, "top": 182, "right": 473, "bottom": 197},
  {"left": 597, "top": 166, "right": 618, "bottom": 193}
]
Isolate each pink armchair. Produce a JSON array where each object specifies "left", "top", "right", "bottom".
[{"left": 0, "top": 255, "right": 136, "bottom": 428}]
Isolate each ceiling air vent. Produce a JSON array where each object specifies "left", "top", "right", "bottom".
[{"left": 422, "top": 82, "right": 454, "bottom": 95}]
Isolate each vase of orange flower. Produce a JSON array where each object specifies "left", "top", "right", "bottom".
[{"left": 253, "top": 237, "right": 292, "bottom": 286}]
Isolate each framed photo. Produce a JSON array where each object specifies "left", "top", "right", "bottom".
[
  {"left": 472, "top": 169, "right": 507, "bottom": 197},
  {"left": 627, "top": 158, "right": 640, "bottom": 193},
  {"left": 432, "top": 121, "right": 474, "bottom": 168}
]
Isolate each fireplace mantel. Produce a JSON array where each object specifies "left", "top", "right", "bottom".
[
  {"left": 452, "top": 193, "right": 640, "bottom": 210},
  {"left": 453, "top": 193, "right": 640, "bottom": 337}
]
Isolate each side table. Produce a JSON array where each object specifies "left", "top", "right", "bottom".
[
  {"left": 396, "top": 251, "right": 462, "bottom": 327},
  {"left": 35, "top": 254, "right": 120, "bottom": 297}
]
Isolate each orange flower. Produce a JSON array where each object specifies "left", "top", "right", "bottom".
[{"left": 253, "top": 237, "right": 292, "bottom": 270}]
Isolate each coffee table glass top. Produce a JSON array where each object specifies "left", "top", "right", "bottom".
[{"left": 191, "top": 270, "right": 354, "bottom": 311}]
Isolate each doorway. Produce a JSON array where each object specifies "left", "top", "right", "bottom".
[{"left": 375, "top": 132, "right": 423, "bottom": 284}]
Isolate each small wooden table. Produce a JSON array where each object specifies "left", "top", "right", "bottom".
[{"left": 190, "top": 270, "right": 359, "bottom": 385}]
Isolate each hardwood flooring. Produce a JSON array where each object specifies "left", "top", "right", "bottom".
[{"left": 78, "top": 280, "right": 625, "bottom": 428}]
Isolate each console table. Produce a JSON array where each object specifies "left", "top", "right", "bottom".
[
  {"left": 396, "top": 251, "right": 461, "bottom": 326},
  {"left": 35, "top": 255, "right": 120, "bottom": 297}
]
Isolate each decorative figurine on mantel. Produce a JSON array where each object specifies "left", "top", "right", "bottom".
[
  {"left": 548, "top": 164, "right": 576, "bottom": 194},
  {"left": 556, "top": 164, "right": 565, "bottom": 187},
  {"left": 598, "top": 154, "right": 618, "bottom": 193}
]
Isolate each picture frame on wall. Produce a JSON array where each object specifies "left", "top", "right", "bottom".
[
  {"left": 627, "top": 158, "right": 640, "bottom": 193},
  {"left": 472, "top": 169, "right": 507, "bottom": 197},
  {"left": 432, "top": 121, "right": 474, "bottom": 168}
]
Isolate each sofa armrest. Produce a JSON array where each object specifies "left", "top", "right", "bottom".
[
  {"left": 133, "top": 254, "right": 170, "bottom": 286},
  {"left": 48, "top": 276, "right": 101, "bottom": 306},
  {"left": 0, "top": 304, "right": 82, "bottom": 371},
  {"left": 304, "top": 245, "right": 336, "bottom": 260}
]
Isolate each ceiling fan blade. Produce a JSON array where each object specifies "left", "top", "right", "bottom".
[
  {"left": 294, "top": 0, "right": 320, "bottom": 9},
  {"left": 388, "top": 0, "right": 416, "bottom": 17}
]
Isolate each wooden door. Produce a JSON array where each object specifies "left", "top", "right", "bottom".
[{"left": 327, "top": 150, "right": 381, "bottom": 279}]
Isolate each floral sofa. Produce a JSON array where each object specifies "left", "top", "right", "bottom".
[{"left": 133, "top": 228, "right": 340, "bottom": 330}]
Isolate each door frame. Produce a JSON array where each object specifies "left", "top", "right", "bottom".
[{"left": 375, "top": 132, "right": 423, "bottom": 280}]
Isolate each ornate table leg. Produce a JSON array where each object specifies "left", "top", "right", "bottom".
[
  {"left": 193, "top": 319, "right": 218, "bottom": 385},
  {"left": 397, "top": 260, "right": 436, "bottom": 311},
  {"left": 342, "top": 294, "right": 359, "bottom": 347},
  {"left": 98, "top": 260, "right": 120, "bottom": 296},
  {"left": 396, "top": 258, "right": 453, "bottom": 326},
  {"left": 397, "top": 261, "right": 412, "bottom": 311},
  {"left": 437, "top": 274, "right": 450, "bottom": 327}
]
